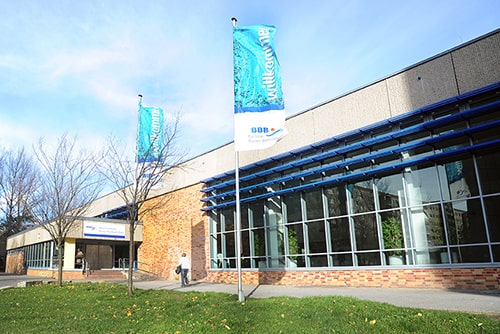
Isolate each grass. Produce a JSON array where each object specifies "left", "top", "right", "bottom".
[{"left": 0, "top": 282, "right": 498, "bottom": 333}]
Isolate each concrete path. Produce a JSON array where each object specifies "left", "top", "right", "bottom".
[
  {"left": 2, "top": 273, "right": 499, "bottom": 315},
  {"left": 133, "top": 279, "right": 500, "bottom": 315}
]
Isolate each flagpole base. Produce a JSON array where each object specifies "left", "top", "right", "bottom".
[{"left": 238, "top": 290, "right": 245, "bottom": 302}]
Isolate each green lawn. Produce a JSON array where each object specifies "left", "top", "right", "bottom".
[{"left": 0, "top": 282, "right": 498, "bottom": 333}]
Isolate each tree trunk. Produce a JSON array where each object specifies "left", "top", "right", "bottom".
[
  {"left": 57, "top": 238, "right": 63, "bottom": 287},
  {"left": 127, "top": 220, "right": 135, "bottom": 296}
]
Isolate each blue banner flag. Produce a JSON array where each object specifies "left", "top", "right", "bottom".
[
  {"left": 233, "top": 24, "right": 286, "bottom": 151},
  {"left": 136, "top": 102, "right": 164, "bottom": 163}
]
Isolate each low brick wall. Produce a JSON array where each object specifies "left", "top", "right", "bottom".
[
  {"left": 207, "top": 267, "right": 500, "bottom": 290},
  {"left": 27, "top": 269, "right": 89, "bottom": 280}
]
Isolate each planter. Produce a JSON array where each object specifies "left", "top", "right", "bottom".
[
  {"left": 287, "top": 258, "right": 297, "bottom": 268},
  {"left": 388, "top": 255, "right": 404, "bottom": 265}
]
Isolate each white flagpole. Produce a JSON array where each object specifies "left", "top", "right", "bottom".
[
  {"left": 235, "top": 151, "right": 244, "bottom": 302},
  {"left": 232, "top": 17, "right": 245, "bottom": 303}
]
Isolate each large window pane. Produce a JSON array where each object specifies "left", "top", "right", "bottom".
[
  {"left": 329, "top": 217, "right": 351, "bottom": 252},
  {"left": 241, "top": 204, "right": 249, "bottom": 229},
  {"left": 253, "top": 228, "right": 266, "bottom": 257},
  {"left": 250, "top": 201, "right": 264, "bottom": 227},
  {"left": 224, "top": 232, "right": 235, "bottom": 258},
  {"left": 222, "top": 208, "right": 234, "bottom": 231},
  {"left": 307, "top": 220, "right": 327, "bottom": 253},
  {"left": 351, "top": 180, "right": 375, "bottom": 213},
  {"left": 356, "top": 252, "right": 381, "bottom": 266},
  {"left": 404, "top": 165, "right": 441, "bottom": 205},
  {"left": 449, "top": 246, "right": 491, "bottom": 263},
  {"left": 267, "top": 226, "right": 284, "bottom": 259},
  {"left": 267, "top": 196, "right": 282, "bottom": 226},
  {"left": 381, "top": 212, "right": 404, "bottom": 251},
  {"left": 325, "top": 185, "right": 347, "bottom": 217},
  {"left": 408, "top": 204, "right": 446, "bottom": 254},
  {"left": 332, "top": 253, "right": 353, "bottom": 266},
  {"left": 353, "top": 214, "right": 379, "bottom": 251},
  {"left": 484, "top": 195, "right": 500, "bottom": 242},
  {"left": 283, "top": 192, "right": 302, "bottom": 223},
  {"left": 444, "top": 199, "right": 487, "bottom": 245},
  {"left": 309, "top": 255, "right": 328, "bottom": 267},
  {"left": 287, "top": 223, "right": 304, "bottom": 258},
  {"left": 375, "top": 174, "right": 405, "bottom": 210},
  {"left": 241, "top": 230, "right": 251, "bottom": 268},
  {"left": 438, "top": 156, "right": 479, "bottom": 200},
  {"left": 476, "top": 150, "right": 500, "bottom": 195},
  {"left": 304, "top": 189, "right": 324, "bottom": 220}
]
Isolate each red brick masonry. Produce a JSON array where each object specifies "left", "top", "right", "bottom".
[{"left": 207, "top": 267, "right": 500, "bottom": 290}]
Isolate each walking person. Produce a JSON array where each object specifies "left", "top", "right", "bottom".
[{"left": 179, "top": 253, "right": 190, "bottom": 287}]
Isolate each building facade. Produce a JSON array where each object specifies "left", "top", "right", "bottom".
[{"left": 7, "top": 29, "right": 500, "bottom": 289}]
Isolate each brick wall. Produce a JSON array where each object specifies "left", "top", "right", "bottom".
[
  {"left": 139, "top": 183, "right": 209, "bottom": 282},
  {"left": 207, "top": 267, "right": 500, "bottom": 290},
  {"left": 5, "top": 252, "right": 25, "bottom": 274}
]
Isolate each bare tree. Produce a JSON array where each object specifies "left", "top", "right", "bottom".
[
  {"left": 0, "top": 148, "right": 40, "bottom": 261},
  {"left": 31, "top": 135, "right": 104, "bottom": 286},
  {"left": 101, "top": 108, "right": 185, "bottom": 296}
]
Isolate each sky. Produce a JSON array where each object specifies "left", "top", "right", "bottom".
[{"left": 1, "top": 0, "right": 499, "bottom": 161}]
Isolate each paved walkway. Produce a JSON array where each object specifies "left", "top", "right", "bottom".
[
  {"left": 1, "top": 273, "right": 499, "bottom": 315},
  {"left": 133, "top": 279, "right": 500, "bottom": 315}
]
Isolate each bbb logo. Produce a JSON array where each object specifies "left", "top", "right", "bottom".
[{"left": 251, "top": 127, "right": 272, "bottom": 133}]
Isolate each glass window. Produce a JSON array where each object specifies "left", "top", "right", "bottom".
[
  {"left": 407, "top": 204, "right": 445, "bottom": 249},
  {"left": 375, "top": 174, "right": 405, "bottom": 210},
  {"left": 287, "top": 223, "right": 304, "bottom": 258},
  {"left": 449, "top": 245, "right": 491, "bottom": 263},
  {"left": 404, "top": 165, "right": 441, "bottom": 205},
  {"left": 307, "top": 220, "right": 327, "bottom": 253},
  {"left": 325, "top": 185, "right": 347, "bottom": 217},
  {"left": 253, "top": 228, "right": 266, "bottom": 257},
  {"left": 309, "top": 255, "right": 328, "bottom": 267},
  {"left": 329, "top": 217, "right": 352, "bottom": 252},
  {"left": 250, "top": 201, "right": 264, "bottom": 227},
  {"left": 209, "top": 211, "right": 219, "bottom": 234},
  {"left": 241, "top": 230, "right": 250, "bottom": 257},
  {"left": 222, "top": 208, "right": 234, "bottom": 232},
  {"left": 241, "top": 204, "right": 249, "bottom": 229},
  {"left": 267, "top": 196, "right": 282, "bottom": 226},
  {"left": 331, "top": 253, "right": 353, "bottom": 266},
  {"left": 267, "top": 226, "right": 284, "bottom": 261},
  {"left": 414, "top": 248, "right": 445, "bottom": 265},
  {"left": 224, "top": 231, "right": 235, "bottom": 258},
  {"left": 304, "top": 189, "right": 324, "bottom": 220},
  {"left": 438, "top": 156, "right": 479, "bottom": 200},
  {"left": 350, "top": 180, "right": 375, "bottom": 213},
  {"left": 381, "top": 212, "right": 404, "bottom": 252},
  {"left": 444, "top": 199, "right": 487, "bottom": 245},
  {"left": 484, "top": 195, "right": 500, "bottom": 243},
  {"left": 353, "top": 214, "right": 379, "bottom": 251},
  {"left": 492, "top": 244, "right": 500, "bottom": 262},
  {"left": 476, "top": 150, "right": 500, "bottom": 195},
  {"left": 210, "top": 234, "right": 220, "bottom": 268},
  {"left": 283, "top": 192, "right": 302, "bottom": 223},
  {"left": 356, "top": 252, "right": 381, "bottom": 266}
]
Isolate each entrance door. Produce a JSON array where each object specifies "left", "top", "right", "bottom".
[{"left": 85, "top": 244, "right": 113, "bottom": 270}]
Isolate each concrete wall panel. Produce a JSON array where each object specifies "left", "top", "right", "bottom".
[
  {"left": 386, "top": 54, "right": 458, "bottom": 117},
  {"left": 452, "top": 31, "right": 500, "bottom": 93},
  {"left": 312, "top": 81, "right": 391, "bottom": 142}
]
